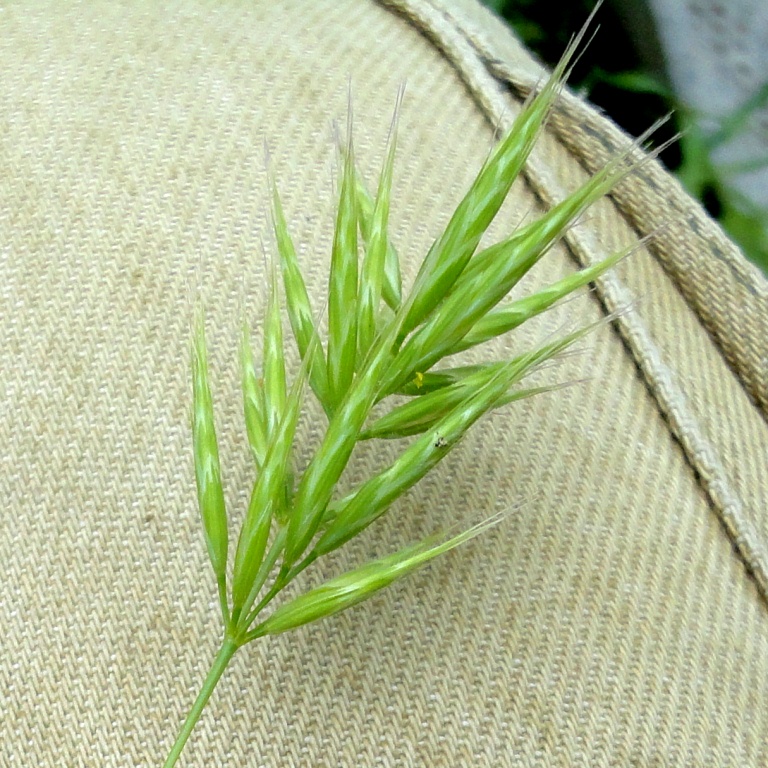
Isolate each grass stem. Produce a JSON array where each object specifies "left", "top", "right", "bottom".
[
  {"left": 162, "top": 637, "right": 239, "bottom": 768},
  {"left": 217, "top": 575, "right": 229, "bottom": 627}
]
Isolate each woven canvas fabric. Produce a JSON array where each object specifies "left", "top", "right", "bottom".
[{"left": 1, "top": 1, "right": 767, "bottom": 766}]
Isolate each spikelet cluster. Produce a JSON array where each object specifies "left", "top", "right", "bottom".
[
  {"left": 193, "top": 34, "right": 647, "bottom": 645},
  {"left": 172, "top": 13, "right": 659, "bottom": 764}
]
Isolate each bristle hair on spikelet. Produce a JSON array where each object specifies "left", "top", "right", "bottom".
[{"left": 162, "top": 9, "right": 665, "bottom": 764}]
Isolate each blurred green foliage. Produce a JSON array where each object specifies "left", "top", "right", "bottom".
[{"left": 481, "top": 0, "right": 768, "bottom": 274}]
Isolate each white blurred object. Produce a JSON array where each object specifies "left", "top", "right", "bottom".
[{"left": 647, "top": 0, "right": 768, "bottom": 210}]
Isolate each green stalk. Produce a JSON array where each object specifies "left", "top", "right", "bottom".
[
  {"left": 163, "top": 638, "right": 239, "bottom": 768},
  {"left": 217, "top": 575, "right": 229, "bottom": 627}
]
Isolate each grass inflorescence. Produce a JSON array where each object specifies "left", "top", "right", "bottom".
[{"left": 163, "top": 14, "right": 660, "bottom": 764}]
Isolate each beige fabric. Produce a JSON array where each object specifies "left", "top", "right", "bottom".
[{"left": 1, "top": 1, "right": 767, "bottom": 766}]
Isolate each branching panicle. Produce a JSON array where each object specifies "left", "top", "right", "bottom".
[{"left": 166, "top": 11, "right": 661, "bottom": 763}]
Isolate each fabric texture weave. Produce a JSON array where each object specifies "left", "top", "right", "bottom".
[{"left": 1, "top": 1, "right": 766, "bottom": 765}]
